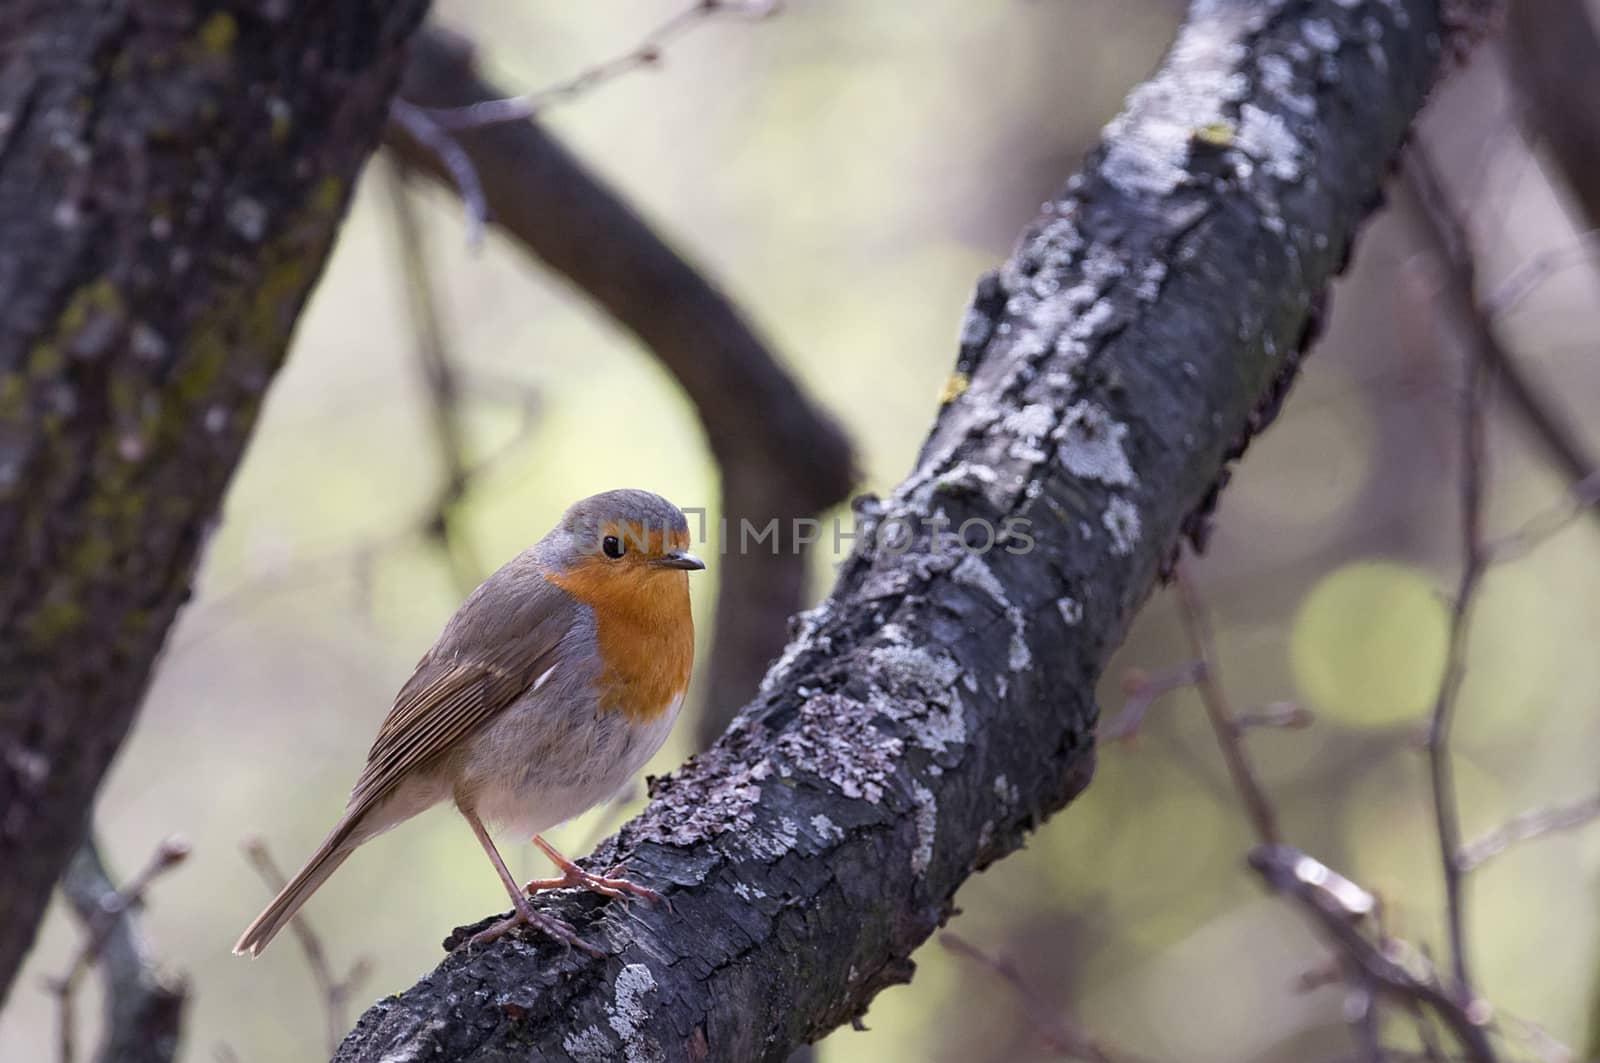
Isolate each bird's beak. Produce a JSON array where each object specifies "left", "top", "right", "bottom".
[{"left": 652, "top": 550, "right": 705, "bottom": 571}]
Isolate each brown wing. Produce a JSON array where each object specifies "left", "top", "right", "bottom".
[{"left": 345, "top": 563, "right": 577, "bottom": 817}]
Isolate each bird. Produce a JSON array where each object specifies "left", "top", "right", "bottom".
[{"left": 233, "top": 489, "right": 704, "bottom": 957}]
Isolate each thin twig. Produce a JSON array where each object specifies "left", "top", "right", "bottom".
[
  {"left": 421, "top": 1, "right": 781, "bottom": 132},
  {"left": 1173, "top": 565, "right": 1279, "bottom": 845},
  {"left": 388, "top": 100, "right": 488, "bottom": 248},
  {"left": 1497, "top": 1009, "right": 1577, "bottom": 1063},
  {"left": 382, "top": 158, "right": 482, "bottom": 595},
  {"left": 1430, "top": 339, "right": 1488, "bottom": 996},
  {"left": 174, "top": 375, "right": 540, "bottom": 655},
  {"left": 1484, "top": 472, "right": 1600, "bottom": 563},
  {"left": 1248, "top": 846, "right": 1496, "bottom": 1063},
  {"left": 1232, "top": 701, "right": 1314, "bottom": 734},
  {"left": 1146, "top": 568, "right": 1500, "bottom": 1061},
  {"left": 49, "top": 836, "right": 190, "bottom": 1063},
  {"left": 1485, "top": 230, "right": 1600, "bottom": 319},
  {"left": 1099, "top": 661, "right": 1204, "bottom": 742},
  {"left": 1347, "top": 971, "right": 1386, "bottom": 1063},
  {"left": 243, "top": 839, "right": 372, "bottom": 1056},
  {"left": 1407, "top": 1000, "right": 1450, "bottom": 1063},
  {"left": 1457, "top": 791, "right": 1600, "bottom": 873},
  {"left": 1403, "top": 146, "right": 1497, "bottom": 1005}
]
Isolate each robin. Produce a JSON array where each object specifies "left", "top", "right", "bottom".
[{"left": 233, "top": 489, "right": 704, "bottom": 957}]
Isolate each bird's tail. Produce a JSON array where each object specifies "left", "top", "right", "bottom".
[{"left": 233, "top": 820, "right": 358, "bottom": 957}]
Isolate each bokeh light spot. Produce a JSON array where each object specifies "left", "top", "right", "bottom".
[{"left": 1291, "top": 561, "right": 1449, "bottom": 727}]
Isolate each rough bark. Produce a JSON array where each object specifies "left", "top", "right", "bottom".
[
  {"left": 0, "top": 0, "right": 428, "bottom": 1003},
  {"left": 385, "top": 28, "right": 858, "bottom": 751},
  {"left": 338, "top": 2, "right": 1457, "bottom": 1060}
]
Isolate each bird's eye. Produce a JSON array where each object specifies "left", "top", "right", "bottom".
[{"left": 602, "top": 535, "right": 624, "bottom": 559}]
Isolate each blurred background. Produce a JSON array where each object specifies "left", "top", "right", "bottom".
[{"left": 5, "top": 1, "right": 1599, "bottom": 1059}]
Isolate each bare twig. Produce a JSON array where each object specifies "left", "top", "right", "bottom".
[
  {"left": 388, "top": 100, "right": 487, "bottom": 248},
  {"left": 1485, "top": 472, "right": 1600, "bottom": 563},
  {"left": 1347, "top": 972, "right": 1385, "bottom": 1063},
  {"left": 1497, "top": 1010, "right": 1577, "bottom": 1063},
  {"left": 50, "top": 836, "right": 190, "bottom": 1063},
  {"left": 1173, "top": 565, "right": 1280, "bottom": 845},
  {"left": 1099, "top": 661, "right": 1204, "bottom": 742},
  {"left": 1232, "top": 701, "right": 1314, "bottom": 734},
  {"left": 387, "top": 0, "right": 784, "bottom": 247},
  {"left": 1402, "top": 146, "right": 1503, "bottom": 1007},
  {"left": 420, "top": 1, "right": 781, "bottom": 132},
  {"left": 1407, "top": 999, "right": 1451, "bottom": 1063},
  {"left": 1430, "top": 327, "right": 1488, "bottom": 996},
  {"left": 174, "top": 367, "right": 540, "bottom": 655},
  {"left": 1485, "top": 230, "right": 1600, "bottom": 319},
  {"left": 1136, "top": 565, "right": 1502, "bottom": 1060},
  {"left": 1457, "top": 791, "right": 1600, "bottom": 873},
  {"left": 940, "top": 934, "right": 1144, "bottom": 1063},
  {"left": 1249, "top": 846, "right": 1496, "bottom": 1063},
  {"left": 243, "top": 839, "right": 372, "bottom": 1056},
  {"left": 382, "top": 158, "right": 483, "bottom": 595}
]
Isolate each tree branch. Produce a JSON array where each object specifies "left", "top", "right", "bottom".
[
  {"left": 1396, "top": 135, "right": 1600, "bottom": 536},
  {"left": 1402, "top": 145, "right": 1492, "bottom": 1003},
  {"left": 381, "top": 158, "right": 484, "bottom": 595},
  {"left": 1457, "top": 790, "right": 1600, "bottom": 873},
  {"left": 243, "top": 839, "right": 372, "bottom": 1058},
  {"left": 418, "top": 1, "right": 781, "bottom": 132},
  {"left": 384, "top": 26, "right": 857, "bottom": 747},
  {"left": 53, "top": 836, "right": 190, "bottom": 1063},
  {"left": 1503, "top": 0, "right": 1600, "bottom": 233},
  {"left": 0, "top": 0, "right": 430, "bottom": 1002},
  {"left": 338, "top": 2, "right": 1474, "bottom": 1059}
]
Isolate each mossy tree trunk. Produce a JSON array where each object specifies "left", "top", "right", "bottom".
[{"left": 0, "top": 0, "right": 428, "bottom": 1003}]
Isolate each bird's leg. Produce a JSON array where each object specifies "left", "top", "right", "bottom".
[
  {"left": 460, "top": 808, "right": 602, "bottom": 955},
  {"left": 524, "top": 835, "right": 664, "bottom": 907}
]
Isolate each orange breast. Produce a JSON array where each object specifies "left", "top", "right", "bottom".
[{"left": 549, "top": 563, "right": 695, "bottom": 722}]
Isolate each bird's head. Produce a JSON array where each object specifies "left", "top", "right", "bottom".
[{"left": 552, "top": 489, "right": 705, "bottom": 578}]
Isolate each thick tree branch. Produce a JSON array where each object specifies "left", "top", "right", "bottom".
[
  {"left": 340, "top": 2, "right": 1474, "bottom": 1059},
  {"left": 1504, "top": 0, "right": 1600, "bottom": 232},
  {"left": 384, "top": 27, "right": 857, "bottom": 747},
  {"left": 0, "top": 0, "right": 428, "bottom": 1002}
]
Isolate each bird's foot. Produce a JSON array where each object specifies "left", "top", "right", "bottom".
[
  {"left": 523, "top": 863, "right": 664, "bottom": 906},
  {"left": 464, "top": 896, "right": 603, "bottom": 956},
  {"left": 526, "top": 836, "right": 665, "bottom": 907}
]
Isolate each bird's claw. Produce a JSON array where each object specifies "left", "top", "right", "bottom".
[
  {"left": 463, "top": 904, "right": 603, "bottom": 957},
  {"left": 524, "top": 864, "right": 666, "bottom": 908}
]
